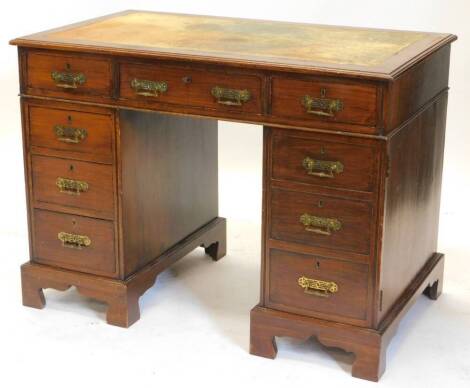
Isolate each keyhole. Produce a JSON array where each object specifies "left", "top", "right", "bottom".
[
  {"left": 320, "top": 88, "right": 327, "bottom": 98},
  {"left": 67, "top": 115, "right": 72, "bottom": 123},
  {"left": 66, "top": 63, "right": 71, "bottom": 70},
  {"left": 69, "top": 164, "right": 74, "bottom": 172},
  {"left": 71, "top": 219, "right": 76, "bottom": 226},
  {"left": 182, "top": 75, "right": 192, "bottom": 84},
  {"left": 318, "top": 200, "right": 324, "bottom": 208},
  {"left": 320, "top": 146, "right": 326, "bottom": 155},
  {"left": 316, "top": 261, "right": 321, "bottom": 269}
]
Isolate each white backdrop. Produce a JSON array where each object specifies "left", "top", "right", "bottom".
[{"left": 0, "top": 1, "right": 469, "bottom": 388}]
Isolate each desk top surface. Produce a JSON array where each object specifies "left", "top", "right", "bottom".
[{"left": 11, "top": 10, "right": 455, "bottom": 79}]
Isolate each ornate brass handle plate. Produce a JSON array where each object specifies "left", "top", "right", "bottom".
[
  {"left": 51, "top": 70, "right": 86, "bottom": 89},
  {"left": 56, "top": 177, "right": 89, "bottom": 195},
  {"left": 131, "top": 78, "right": 168, "bottom": 97},
  {"left": 58, "top": 232, "right": 91, "bottom": 249},
  {"left": 300, "top": 213, "right": 342, "bottom": 236},
  {"left": 298, "top": 276, "right": 338, "bottom": 297},
  {"left": 54, "top": 125, "right": 87, "bottom": 144},
  {"left": 302, "top": 156, "right": 344, "bottom": 178},
  {"left": 302, "top": 88, "right": 343, "bottom": 117},
  {"left": 211, "top": 86, "right": 251, "bottom": 106}
]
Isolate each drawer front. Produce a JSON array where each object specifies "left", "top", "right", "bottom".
[
  {"left": 271, "top": 133, "right": 378, "bottom": 192},
  {"left": 266, "top": 249, "right": 369, "bottom": 324},
  {"left": 271, "top": 76, "right": 377, "bottom": 126},
  {"left": 32, "top": 209, "right": 116, "bottom": 277},
  {"left": 120, "top": 63, "right": 262, "bottom": 114},
  {"left": 29, "top": 105, "right": 114, "bottom": 163},
  {"left": 26, "top": 51, "right": 112, "bottom": 99},
  {"left": 31, "top": 155, "right": 115, "bottom": 219},
  {"left": 270, "top": 188, "right": 372, "bottom": 257}
]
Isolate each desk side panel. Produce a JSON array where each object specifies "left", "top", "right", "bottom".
[
  {"left": 378, "top": 93, "right": 447, "bottom": 323},
  {"left": 118, "top": 110, "right": 218, "bottom": 278},
  {"left": 383, "top": 44, "right": 451, "bottom": 133}
]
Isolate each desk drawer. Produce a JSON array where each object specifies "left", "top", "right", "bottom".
[
  {"left": 120, "top": 63, "right": 262, "bottom": 115},
  {"left": 266, "top": 249, "right": 369, "bottom": 324},
  {"left": 270, "top": 188, "right": 372, "bottom": 257},
  {"left": 26, "top": 51, "right": 112, "bottom": 100},
  {"left": 32, "top": 209, "right": 117, "bottom": 277},
  {"left": 29, "top": 104, "right": 114, "bottom": 163},
  {"left": 271, "top": 132, "right": 378, "bottom": 192},
  {"left": 31, "top": 155, "right": 115, "bottom": 219},
  {"left": 271, "top": 76, "right": 377, "bottom": 126}
]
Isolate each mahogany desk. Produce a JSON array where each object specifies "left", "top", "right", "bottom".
[{"left": 10, "top": 11, "right": 456, "bottom": 381}]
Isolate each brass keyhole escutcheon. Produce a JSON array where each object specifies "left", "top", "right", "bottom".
[
  {"left": 182, "top": 75, "right": 192, "bottom": 84},
  {"left": 69, "top": 164, "right": 74, "bottom": 172},
  {"left": 320, "top": 88, "right": 327, "bottom": 98},
  {"left": 318, "top": 200, "right": 324, "bottom": 208}
]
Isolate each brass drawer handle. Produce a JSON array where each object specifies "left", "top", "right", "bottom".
[
  {"left": 58, "top": 232, "right": 91, "bottom": 249},
  {"left": 54, "top": 125, "right": 87, "bottom": 144},
  {"left": 298, "top": 276, "right": 338, "bottom": 297},
  {"left": 51, "top": 70, "right": 87, "bottom": 89},
  {"left": 131, "top": 78, "right": 168, "bottom": 97},
  {"left": 56, "top": 177, "right": 89, "bottom": 195},
  {"left": 300, "top": 213, "right": 342, "bottom": 236},
  {"left": 302, "top": 88, "right": 343, "bottom": 117},
  {"left": 302, "top": 157, "right": 344, "bottom": 178},
  {"left": 211, "top": 86, "right": 251, "bottom": 106}
]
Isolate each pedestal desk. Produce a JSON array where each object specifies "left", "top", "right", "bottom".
[{"left": 10, "top": 11, "right": 456, "bottom": 381}]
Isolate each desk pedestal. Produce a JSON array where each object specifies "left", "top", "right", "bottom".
[{"left": 21, "top": 104, "right": 226, "bottom": 327}]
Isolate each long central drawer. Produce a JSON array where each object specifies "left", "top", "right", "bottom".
[{"left": 119, "top": 62, "right": 263, "bottom": 114}]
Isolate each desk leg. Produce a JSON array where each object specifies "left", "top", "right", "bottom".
[{"left": 202, "top": 226, "right": 227, "bottom": 261}]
